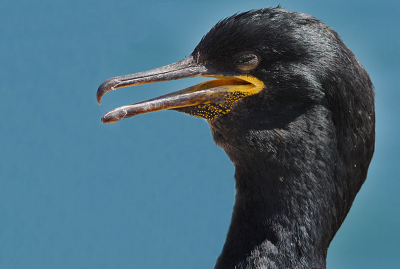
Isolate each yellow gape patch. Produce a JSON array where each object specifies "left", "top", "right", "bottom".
[{"left": 182, "top": 75, "right": 265, "bottom": 120}]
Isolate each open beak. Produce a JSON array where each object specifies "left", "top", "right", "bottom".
[{"left": 97, "top": 55, "right": 264, "bottom": 123}]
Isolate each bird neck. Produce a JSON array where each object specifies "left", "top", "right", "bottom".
[
  {"left": 211, "top": 105, "right": 340, "bottom": 269},
  {"left": 214, "top": 165, "right": 332, "bottom": 269}
]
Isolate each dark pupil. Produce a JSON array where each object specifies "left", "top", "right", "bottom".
[{"left": 239, "top": 57, "right": 254, "bottom": 64}]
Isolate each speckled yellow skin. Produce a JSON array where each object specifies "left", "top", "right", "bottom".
[{"left": 186, "top": 75, "right": 265, "bottom": 120}]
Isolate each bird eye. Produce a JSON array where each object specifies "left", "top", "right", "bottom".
[{"left": 235, "top": 52, "right": 260, "bottom": 72}]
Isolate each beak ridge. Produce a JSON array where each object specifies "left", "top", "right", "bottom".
[{"left": 96, "top": 56, "right": 206, "bottom": 104}]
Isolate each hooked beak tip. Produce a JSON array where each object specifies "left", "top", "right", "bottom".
[
  {"left": 96, "top": 85, "right": 106, "bottom": 105},
  {"left": 97, "top": 77, "right": 120, "bottom": 105}
]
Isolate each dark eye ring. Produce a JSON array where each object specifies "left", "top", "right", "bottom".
[{"left": 235, "top": 52, "right": 261, "bottom": 72}]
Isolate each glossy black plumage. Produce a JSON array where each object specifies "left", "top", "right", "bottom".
[{"left": 98, "top": 7, "right": 374, "bottom": 269}]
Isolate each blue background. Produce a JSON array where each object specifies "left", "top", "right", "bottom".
[{"left": 1, "top": 0, "right": 399, "bottom": 268}]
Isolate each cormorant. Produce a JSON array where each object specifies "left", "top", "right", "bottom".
[{"left": 97, "top": 7, "right": 375, "bottom": 269}]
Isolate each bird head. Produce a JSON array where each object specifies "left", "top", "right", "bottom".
[{"left": 97, "top": 9, "right": 328, "bottom": 122}]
